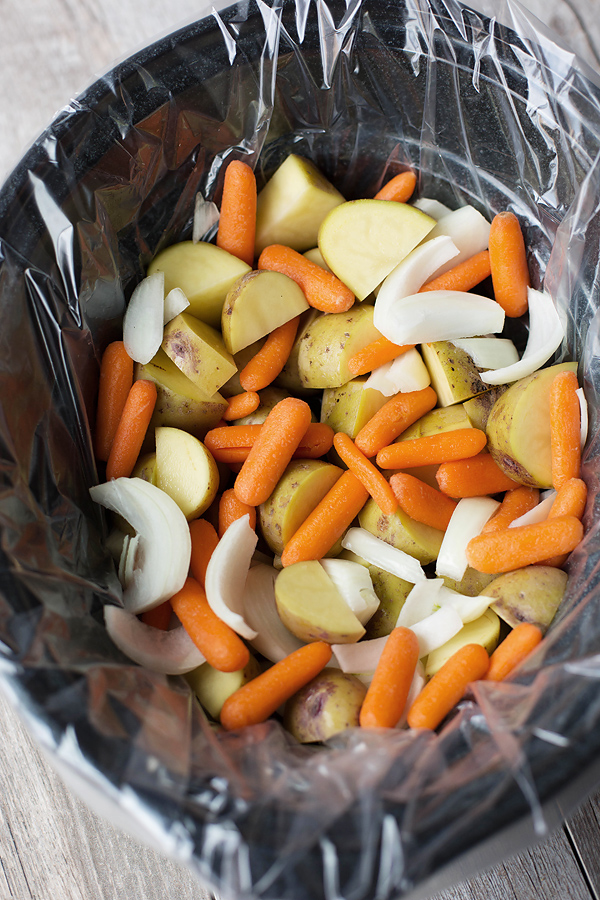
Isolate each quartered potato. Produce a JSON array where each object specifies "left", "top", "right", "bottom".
[
  {"left": 296, "top": 305, "right": 381, "bottom": 389},
  {"left": 162, "top": 312, "right": 237, "bottom": 396}
]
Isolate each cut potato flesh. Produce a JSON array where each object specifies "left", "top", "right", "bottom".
[
  {"left": 358, "top": 497, "right": 444, "bottom": 566},
  {"left": 155, "top": 426, "right": 219, "bottom": 520},
  {"left": 162, "top": 312, "right": 237, "bottom": 396},
  {"left": 321, "top": 376, "right": 387, "bottom": 439},
  {"left": 424, "top": 608, "right": 500, "bottom": 677}
]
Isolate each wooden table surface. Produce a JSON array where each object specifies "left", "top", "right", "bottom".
[{"left": 1, "top": 1, "right": 600, "bottom": 898}]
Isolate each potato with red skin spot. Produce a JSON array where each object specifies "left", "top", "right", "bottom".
[{"left": 283, "top": 668, "right": 367, "bottom": 742}]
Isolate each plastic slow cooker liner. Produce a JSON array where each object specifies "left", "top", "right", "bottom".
[{"left": 1, "top": 0, "right": 600, "bottom": 897}]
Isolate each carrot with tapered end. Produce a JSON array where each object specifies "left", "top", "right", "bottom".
[
  {"left": 376, "top": 428, "right": 487, "bottom": 470},
  {"left": 360, "top": 627, "right": 420, "bottom": 728},
  {"left": 204, "top": 422, "right": 334, "bottom": 463},
  {"left": 488, "top": 211, "right": 530, "bottom": 317},
  {"left": 94, "top": 341, "right": 134, "bottom": 461},
  {"left": 189, "top": 519, "right": 220, "bottom": 587},
  {"left": 105, "top": 380, "right": 157, "bottom": 480},
  {"left": 234, "top": 397, "right": 312, "bottom": 506},
  {"left": 466, "top": 515, "right": 583, "bottom": 574},
  {"left": 347, "top": 337, "right": 415, "bottom": 377},
  {"left": 542, "top": 478, "right": 588, "bottom": 567},
  {"left": 216, "top": 160, "right": 256, "bottom": 267},
  {"left": 223, "top": 391, "right": 260, "bottom": 421},
  {"left": 436, "top": 454, "right": 521, "bottom": 497},
  {"left": 484, "top": 623, "right": 543, "bottom": 682},
  {"left": 219, "top": 489, "right": 256, "bottom": 537},
  {"left": 258, "top": 244, "right": 354, "bottom": 313},
  {"left": 220, "top": 641, "right": 332, "bottom": 730},
  {"left": 355, "top": 386, "right": 438, "bottom": 458},
  {"left": 550, "top": 370, "right": 581, "bottom": 490},
  {"left": 407, "top": 644, "right": 490, "bottom": 730},
  {"left": 420, "top": 250, "right": 491, "bottom": 293},
  {"left": 389, "top": 472, "right": 457, "bottom": 531},
  {"left": 239, "top": 317, "right": 300, "bottom": 391},
  {"left": 281, "top": 470, "right": 369, "bottom": 567},
  {"left": 374, "top": 170, "right": 417, "bottom": 203},
  {"left": 481, "top": 486, "right": 540, "bottom": 533},
  {"left": 171, "top": 576, "right": 249, "bottom": 673},
  {"left": 140, "top": 600, "right": 172, "bottom": 631},
  {"left": 333, "top": 432, "right": 398, "bottom": 515}
]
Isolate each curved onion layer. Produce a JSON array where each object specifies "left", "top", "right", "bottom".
[
  {"left": 164, "top": 287, "right": 189, "bottom": 324},
  {"left": 509, "top": 493, "right": 556, "bottom": 528},
  {"left": 397, "top": 578, "right": 445, "bottom": 628},
  {"left": 244, "top": 564, "right": 304, "bottom": 662},
  {"left": 104, "top": 606, "right": 205, "bottom": 675},
  {"left": 436, "top": 497, "right": 500, "bottom": 581},
  {"left": 122, "top": 271, "right": 165, "bottom": 364},
  {"left": 193, "top": 192, "right": 220, "bottom": 243},
  {"left": 451, "top": 338, "right": 519, "bottom": 370},
  {"left": 341, "top": 528, "right": 426, "bottom": 583},
  {"left": 410, "top": 606, "right": 463, "bottom": 657},
  {"left": 205, "top": 514, "right": 258, "bottom": 640},
  {"left": 424, "top": 205, "right": 491, "bottom": 278},
  {"left": 437, "top": 586, "right": 492, "bottom": 624},
  {"left": 365, "top": 347, "right": 431, "bottom": 396},
  {"left": 481, "top": 288, "right": 564, "bottom": 385},
  {"left": 320, "top": 558, "right": 380, "bottom": 625},
  {"left": 413, "top": 198, "right": 451, "bottom": 220},
  {"left": 90, "top": 477, "right": 191, "bottom": 614},
  {"left": 332, "top": 635, "right": 389, "bottom": 674},
  {"left": 577, "top": 388, "right": 589, "bottom": 448}
]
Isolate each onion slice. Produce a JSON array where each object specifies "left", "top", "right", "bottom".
[
  {"left": 451, "top": 338, "right": 519, "bottom": 370},
  {"left": 436, "top": 497, "right": 500, "bottom": 581},
  {"left": 375, "top": 289, "right": 505, "bottom": 346},
  {"left": 410, "top": 606, "right": 463, "bottom": 656},
  {"left": 509, "top": 493, "right": 555, "bottom": 528},
  {"left": 413, "top": 198, "right": 452, "bottom": 220},
  {"left": 243, "top": 564, "right": 304, "bottom": 662},
  {"left": 481, "top": 288, "right": 564, "bottom": 385},
  {"left": 122, "top": 271, "right": 165, "bottom": 364},
  {"left": 104, "top": 606, "right": 205, "bottom": 675},
  {"left": 364, "top": 348, "right": 431, "bottom": 396},
  {"left": 437, "top": 586, "right": 492, "bottom": 623},
  {"left": 423, "top": 205, "right": 491, "bottom": 278},
  {"left": 320, "top": 558, "right": 380, "bottom": 625},
  {"left": 90, "top": 477, "right": 191, "bottom": 614},
  {"left": 205, "top": 515, "right": 259, "bottom": 640},
  {"left": 193, "top": 192, "right": 220, "bottom": 243},
  {"left": 332, "top": 635, "right": 389, "bottom": 674},
  {"left": 397, "top": 578, "right": 445, "bottom": 627},
  {"left": 164, "top": 287, "right": 189, "bottom": 324},
  {"left": 577, "top": 388, "right": 588, "bottom": 448},
  {"left": 341, "top": 528, "right": 426, "bottom": 583}
]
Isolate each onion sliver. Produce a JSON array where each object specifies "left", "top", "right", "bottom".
[
  {"left": 423, "top": 205, "right": 491, "bottom": 278},
  {"left": 436, "top": 497, "right": 500, "bottom": 581},
  {"left": 480, "top": 288, "right": 564, "bottom": 385},
  {"left": 410, "top": 606, "right": 463, "bottom": 657},
  {"left": 90, "top": 477, "right": 191, "bottom": 614},
  {"left": 577, "top": 388, "right": 588, "bottom": 448},
  {"left": 320, "top": 558, "right": 380, "bottom": 625},
  {"left": 451, "top": 338, "right": 519, "bottom": 370},
  {"left": 375, "top": 289, "right": 505, "bottom": 346},
  {"left": 365, "top": 348, "right": 431, "bottom": 396},
  {"left": 244, "top": 564, "right": 304, "bottom": 662},
  {"left": 413, "top": 198, "right": 452, "bottom": 220},
  {"left": 341, "top": 528, "right": 426, "bottom": 583},
  {"left": 122, "top": 271, "right": 164, "bottom": 364},
  {"left": 437, "top": 586, "right": 492, "bottom": 623},
  {"left": 397, "top": 578, "right": 445, "bottom": 628},
  {"left": 164, "top": 287, "right": 189, "bottom": 324},
  {"left": 509, "top": 494, "right": 555, "bottom": 528},
  {"left": 333, "top": 635, "right": 389, "bottom": 674},
  {"left": 205, "top": 514, "right": 258, "bottom": 640},
  {"left": 193, "top": 192, "right": 220, "bottom": 243},
  {"left": 104, "top": 606, "right": 205, "bottom": 675}
]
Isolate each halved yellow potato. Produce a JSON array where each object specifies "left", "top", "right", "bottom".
[
  {"left": 296, "top": 305, "right": 381, "bottom": 389},
  {"left": 162, "top": 312, "right": 236, "bottom": 396},
  {"left": 155, "top": 426, "right": 219, "bottom": 520}
]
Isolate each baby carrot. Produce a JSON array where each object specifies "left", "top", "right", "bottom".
[
  {"left": 105, "top": 380, "right": 157, "bottom": 480},
  {"left": 466, "top": 515, "right": 584, "bottom": 574},
  {"left": 481, "top": 486, "right": 540, "bottom": 533},
  {"left": 258, "top": 244, "right": 355, "bottom": 313},
  {"left": 94, "top": 341, "right": 134, "bottom": 461},
  {"left": 189, "top": 518, "right": 220, "bottom": 587},
  {"left": 376, "top": 428, "right": 487, "bottom": 470},
  {"left": 219, "top": 488, "right": 256, "bottom": 537},
  {"left": 484, "top": 623, "right": 543, "bottom": 682},
  {"left": 171, "top": 576, "right": 250, "bottom": 673},
  {"left": 355, "top": 386, "right": 438, "bottom": 458},
  {"left": 374, "top": 170, "right": 417, "bottom": 203},
  {"left": 347, "top": 337, "right": 415, "bottom": 377},
  {"left": 389, "top": 472, "right": 457, "bottom": 531},
  {"left": 281, "top": 470, "right": 369, "bottom": 567},
  {"left": 407, "top": 643, "right": 489, "bottom": 730},
  {"left": 359, "top": 626, "right": 420, "bottom": 728},
  {"left": 333, "top": 432, "right": 398, "bottom": 515},
  {"left": 216, "top": 160, "right": 256, "bottom": 267},
  {"left": 436, "top": 454, "right": 521, "bottom": 497},
  {"left": 550, "top": 370, "right": 581, "bottom": 490},
  {"left": 234, "top": 397, "right": 312, "bottom": 506},
  {"left": 239, "top": 317, "right": 300, "bottom": 391},
  {"left": 223, "top": 391, "right": 260, "bottom": 421},
  {"left": 140, "top": 600, "right": 172, "bottom": 631},
  {"left": 488, "top": 211, "right": 530, "bottom": 317},
  {"left": 204, "top": 422, "right": 334, "bottom": 463},
  {"left": 420, "top": 250, "right": 491, "bottom": 293},
  {"left": 549, "top": 477, "right": 587, "bottom": 520}
]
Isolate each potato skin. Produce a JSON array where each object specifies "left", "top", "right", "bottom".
[{"left": 283, "top": 668, "right": 367, "bottom": 742}]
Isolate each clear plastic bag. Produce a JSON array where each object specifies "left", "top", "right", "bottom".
[{"left": 1, "top": 1, "right": 600, "bottom": 897}]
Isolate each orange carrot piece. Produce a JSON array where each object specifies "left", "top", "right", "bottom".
[
  {"left": 484, "top": 623, "right": 543, "bottom": 682},
  {"left": 550, "top": 370, "right": 581, "bottom": 490},
  {"left": 105, "top": 380, "right": 157, "bottom": 480},
  {"left": 94, "top": 341, "right": 134, "bottom": 462},
  {"left": 354, "top": 387, "right": 438, "bottom": 458},
  {"left": 549, "top": 477, "right": 587, "bottom": 520},
  {"left": 374, "top": 170, "right": 417, "bottom": 203},
  {"left": 347, "top": 337, "right": 415, "bottom": 377},
  {"left": 389, "top": 472, "right": 457, "bottom": 531},
  {"left": 220, "top": 641, "right": 332, "bottom": 730},
  {"left": 420, "top": 250, "right": 491, "bottom": 293},
  {"left": 239, "top": 317, "right": 300, "bottom": 392},
  {"left": 216, "top": 160, "right": 256, "bottom": 267},
  {"left": 223, "top": 391, "right": 260, "bottom": 421},
  {"left": 481, "top": 486, "right": 540, "bottom": 533},
  {"left": 171, "top": 576, "right": 249, "bottom": 673},
  {"left": 140, "top": 600, "right": 172, "bottom": 631},
  {"left": 281, "top": 470, "right": 369, "bottom": 567},
  {"left": 234, "top": 397, "right": 312, "bottom": 506},
  {"left": 258, "top": 244, "right": 354, "bottom": 314},
  {"left": 359, "top": 627, "right": 420, "bottom": 728},
  {"left": 376, "top": 428, "right": 487, "bottom": 470},
  {"left": 189, "top": 519, "right": 220, "bottom": 587},
  {"left": 436, "top": 454, "right": 521, "bottom": 497},
  {"left": 333, "top": 432, "right": 398, "bottom": 515},
  {"left": 488, "top": 211, "right": 530, "bottom": 317},
  {"left": 407, "top": 643, "right": 490, "bottom": 730},
  {"left": 466, "top": 515, "right": 584, "bottom": 574},
  {"left": 219, "top": 488, "right": 256, "bottom": 537},
  {"left": 204, "top": 422, "right": 334, "bottom": 463}
]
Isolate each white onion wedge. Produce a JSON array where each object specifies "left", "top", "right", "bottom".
[
  {"left": 90, "top": 477, "right": 191, "bottom": 614},
  {"left": 436, "top": 497, "right": 500, "bottom": 581},
  {"left": 122, "top": 271, "right": 165, "bottom": 364},
  {"left": 375, "top": 289, "right": 505, "bottom": 346},
  {"left": 509, "top": 494, "right": 556, "bottom": 528},
  {"left": 243, "top": 565, "right": 304, "bottom": 662},
  {"left": 452, "top": 338, "right": 519, "bottom": 370},
  {"left": 577, "top": 388, "right": 588, "bottom": 448},
  {"left": 163, "top": 287, "right": 189, "bottom": 324},
  {"left": 436, "top": 586, "right": 492, "bottom": 623},
  {"left": 104, "top": 606, "right": 205, "bottom": 675},
  {"left": 320, "top": 559, "right": 380, "bottom": 625},
  {"left": 193, "top": 192, "right": 220, "bottom": 243},
  {"left": 481, "top": 288, "right": 564, "bottom": 385},
  {"left": 423, "top": 205, "right": 491, "bottom": 278},
  {"left": 205, "top": 515, "right": 258, "bottom": 640},
  {"left": 413, "top": 198, "right": 452, "bottom": 220},
  {"left": 410, "top": 606, "right": 463, "bottom": 656},
  {"left": 397, "top": 578, "right": 445, "bottom": 627},
  {"left": 341, "top": 528, "right": 426, "bottom": 583},
  {"left": 364, "top": 348, "right": 431, "bottom": 396},
  {"left": 332, "top": 635, "right": 389, "bottom": 674}
]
